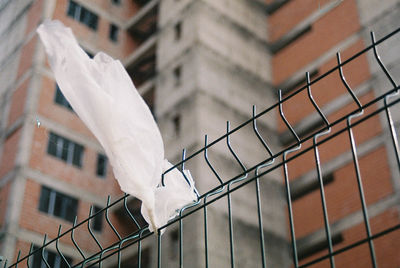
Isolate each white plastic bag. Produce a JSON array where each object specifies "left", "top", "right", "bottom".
[{"left": 37, "top": 20, "right": 197, "bottom": 232}]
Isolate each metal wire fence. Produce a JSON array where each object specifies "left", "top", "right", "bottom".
[{"left": 2, "top": 26, "right": 400, "bottom": 268}]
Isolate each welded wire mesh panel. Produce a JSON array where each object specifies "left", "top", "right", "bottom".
[{"left": 3, "top": 27, "right": 400, "bottom": 268}]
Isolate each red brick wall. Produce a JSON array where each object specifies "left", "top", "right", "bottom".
[
  {"left": 271, "top": 0, "right": 400, "bottom": 266},
  {"left": 0, "top": 127, "right": 22, "bottom": 178},
  {"left": 0, "top": 181, "right": 12, "bottom": 228},
  {"left": 272, "top": 0, "right": 361, "bottom": 85},
  {"left": 292, "top": 146, "right": 393, "bottom": 238},
  {"left": 7, "top": 79, "right": 29, "bottom": 128},
  {"left": 299, "top": 209, "right": 400, "bottom": 267}
]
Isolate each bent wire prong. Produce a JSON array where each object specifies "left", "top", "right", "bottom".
[
  {"left": 123, "top": 193, "right": 141, "bottom": 229},
  {"left": 71, "top": 216, "right": 86, "bottom": 259},
  {"left": 181, "top": 148, "right": 200, "bottom": 198},
  {"left": 204, "top": 135, "right": 224, "bottom": 185},
  {"left": 279, "top": 90, "right": 300, "bottom": 145},
  {"left": 56, "top": 225, "right": 71, "bottom": 268},
  {"left": 279, "top": 89, "right": 302, "bottom": 268},
  {"left": 371, "top": 31, "right": 400, "bottom": 170},
  {"left": 88, "top": 206, "right": 103, "bottom": 251},
  {"left": 41, "top": 235, "right": 50, "bottom": 268},
  {"left": 106, "top": 196, "right": 122, "bottom": 241},
  {"left": 306, "top": 72, "right": 329, "bottom": 127},
  {"left": 307, "top": 71, "right": 335, "bottom": 267},
  {"left": 226, "top": 121, "right": 247, "bottom": 176},
  {"left": 253, "top": 105, "right": 274, "bottom": 160},
  {"left": 337, "top": 52, "right": 362, "bottom": 110}
]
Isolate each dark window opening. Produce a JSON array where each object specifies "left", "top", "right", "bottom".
[
  {"left": 270, "top": 24, "right": 311, "bottom": 54},
  {"left": 174, "top": 21, "right": 182, "bottom": 40},
  {"left": 173, "top": 115, "right": 181, "bottom": 136},
  {"left": 109, "top": 24, "right": 119, "bottom": 42},
  {"left": 47, "top": 132, "right": 84, "bottom": 167},
  {"left": 282, "top": 69, "right": 319, "bottom": 96},
  {"left": 292, "top": 173, "right": 334, "bottom": 201},
  {"left": 54, "top": 84, "right": 73, "bottom": 111},
  {"left": 38, "top": 186, "right": 78, "bottom": 223},
  {"left": 91, "top": 205, "right": 104, "bottom": 232},
  {"left": 96, "top": 154, "right": 108, "bottom": 178},
  {"left": 67, "top": 0, "right": 98, "bottom": 31},
  {"left": 31, "top": 245, "right": 73, "bottom": 268},
  {"left": 265, "top": 0, "right": 290, "bottom": 15},
  {"left": 111, "top": 0, "right": 121, "bottom": 5},
  {"left": 169, "top": 230, "right": 179, "bottom": 259},
  {"left": 173, "top": 66, "right": 181, "bottom": 86},
  {"left": 298, "top": 233, "right": 343, "bottom": 260}
]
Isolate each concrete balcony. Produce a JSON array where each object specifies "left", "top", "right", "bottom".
[
  {"left": 123, "top": 34, "right": 156, "bottom": 89},
  {"left": 125, "top": 0, "right": 159, "bottom": 44}
]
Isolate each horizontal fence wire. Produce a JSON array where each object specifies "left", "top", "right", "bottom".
[{"left": 4, "top": 26, "right": 400, "bottom": 268}]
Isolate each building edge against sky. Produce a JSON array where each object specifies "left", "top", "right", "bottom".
[{"left": 0, "top": 0, "right": 400, "bottom": 267}]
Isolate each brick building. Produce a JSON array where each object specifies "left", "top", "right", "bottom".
[
  {"left": 0, "top": 0, "right": 399, "bottom": 267},
  {"left": 269, "top": 1, "right": 400, "bottom": 267}
]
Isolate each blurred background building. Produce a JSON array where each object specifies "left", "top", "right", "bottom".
[{"left": 0, "top": 0, "right": 399, "bottom": 267}]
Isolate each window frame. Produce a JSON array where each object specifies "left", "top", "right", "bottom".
[
  {"left": 54, "top": 84, "right": 73, "bottom": 111},
  {"left": 67, "top": 0, "right": 99, "bottom": 31},
  {"left": 174, "top": 21, "right": 182, "bottom": 40},
  {"left": 109, "top": 23, "right": 119, "bottom": 42},
  {"left": 47, "top": 132, "right": 84, "bottom": 168},
  {"left": 38, "top": 186, "right": 79, "bottom": 223},
  {"left": 96, "top": 153, "right": 108, "bottom": 178}
]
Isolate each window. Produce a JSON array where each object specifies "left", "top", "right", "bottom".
[
  {"left": 96, "top": 154, "right": 108, "bottom": 177},
  {"left": 174, "top": 21, "right": 182, "bottom": 40},
  {"left": 47, "top": 132, "right": 84, "bottom": 167},
  {"left": 39, "top": 186, "right": 78, "bottom": 223},
  {"left": 173, "top": 115, "right": 181, "bottom": 137},
  {"left": 169, "top": 230, "right": 178, "bottom": 259},
  {"left": 91, "top": 205, "right": 104, "bottom": 232},
  {"left": 173, "top": 65, "right": 181, "bottom": 86},
  {"left": 109, "top": 24, "right": 119, "bottom": 42},
  {"left": 292, "top": 173, "right": 334, "bottom": 201},
  {"left": 111, "top": 0, "right": 121, "bottom": 6},
  {"left": 67, "top": 0, "right": 99, "bottom": 31},
  {"left": 54, "top": 84, "right": 73, "bottom": 111},
  {"left": 298, "top": 233, "right": 343, "bottom": 260},
  {"left": 30, "top": 245, "right": 73, "bottom": 268}
]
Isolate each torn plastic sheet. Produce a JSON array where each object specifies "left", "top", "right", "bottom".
[{"left": 37, "top": 20, "right": 198, "bottom": 232}]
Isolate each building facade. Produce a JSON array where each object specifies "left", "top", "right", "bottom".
[{"left": 0, "top": 0, "right": 399, "bottom": 267}]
